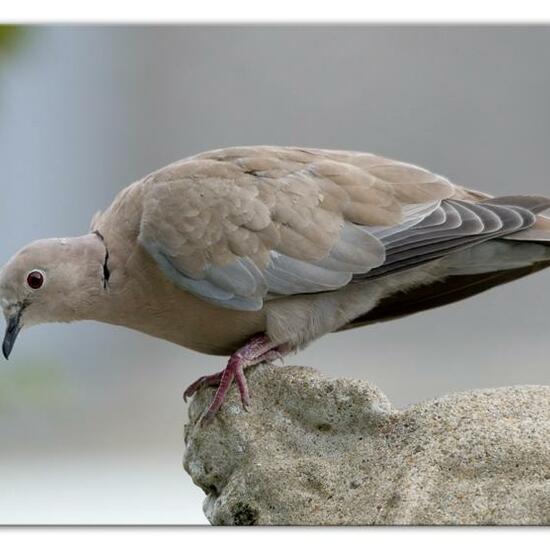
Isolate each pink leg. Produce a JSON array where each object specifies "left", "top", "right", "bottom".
[
  {"left": 182, "top": 349, "right": 282, "bottom": 403},
  {"left": 233, "top": 363, "right": 250, "bottom": 409},
  {"left": 183, "top": 334, "right": 281, "bottom": 425}
]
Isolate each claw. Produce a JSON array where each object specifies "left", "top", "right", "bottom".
[
  {"left": 269, "top": 351, "right": 285, "bottom": 366},
  {"left": 183, "top": 376, "right": 206, "bottom": 402},
  {"left": 184, "top": 334, "right": 288, "bottom": 424},
  {"left": 200, "top": 410, "right": 215, "bottom": 427},
  {"left": 183, "top": 373, "right": 222, "bottom": 402}
]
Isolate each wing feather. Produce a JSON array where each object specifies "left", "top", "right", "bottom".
[
  {"left": 137, "top": 147, "right": 545, "bottom": 310},
  {"left": 361, "top": 202, "right": 535, "bottom": 279}
]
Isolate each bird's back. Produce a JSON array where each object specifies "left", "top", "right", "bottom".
[{"left": 88, "top": 146, "right": 550, "bottom": 353}]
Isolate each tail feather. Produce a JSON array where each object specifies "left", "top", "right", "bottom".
[{"left": 482, "top": 195, "right": 550, "bottom": 214}]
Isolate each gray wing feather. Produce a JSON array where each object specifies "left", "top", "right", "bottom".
[
  {"left": 143, "top": 195, "right": 543, "bottom": 311},
  {"left": 205, "top": 258, "right": 267, "bottom": 297},
  {"left": 369, "top": 200, "right": 442, "bottom": 239},
  {"left": 387, "top": 202, "right": 490, "bottom": 250},
  {"left": 385, "top": 202, "right": 464, "bottom": 248},
  {"left": 413, "top": 203, "right": 447, "bottom": 228},
  {"left": 264, "top": 253, "right": 353, "bottom": 294},
  {"left": 361, "top": 201, "right": 536, "bottom": 279},
  {"left": 143, "top": 221, "right": 386, "bottom": 310},
  {"left": 142, "top": 241, "right": 265, "bottom": 310},
  {"left": 316, "top": 223, "right": 385, "bottom": 271}
]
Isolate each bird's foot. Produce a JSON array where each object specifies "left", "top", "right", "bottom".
[
  {"left": 182, "top": 348, "right": 284, "bottom": 402},
  {"left": 183, "top": 372, "right": 224, "bottom": 401},
  {"left": 183, "top": 334, "right": 282, "bottom": 425}
]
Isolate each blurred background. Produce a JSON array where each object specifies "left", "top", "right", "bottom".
[{"left": 1, "top": 25, "right": 550, "bottom": 524}]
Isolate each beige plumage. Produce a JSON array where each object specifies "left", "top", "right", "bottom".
[{"left": 2, "top": 146, "right": 550, "bottom": 423}]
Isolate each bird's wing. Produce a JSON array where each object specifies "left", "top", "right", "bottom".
[
  {"left": 137, "top": 146, "right": 544, "bottom": 310},
  {"left": 358, "top": 196, "right": 549, "bottom": 279}
]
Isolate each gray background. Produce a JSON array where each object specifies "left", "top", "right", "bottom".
[{"left": 0, "top": 26, "right": 549, "bottom": 524}]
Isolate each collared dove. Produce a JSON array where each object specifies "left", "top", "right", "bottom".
[{"left": 2, "top": 146, "right": 550, "bottom": 423}]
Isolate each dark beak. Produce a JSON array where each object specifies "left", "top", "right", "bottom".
[{"left": 3, "top": 311, "right": 22, "bottom": 360}]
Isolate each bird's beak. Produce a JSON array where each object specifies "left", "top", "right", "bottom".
[{"left": 3, "top": 311, "right": 22, "bottom": 360}]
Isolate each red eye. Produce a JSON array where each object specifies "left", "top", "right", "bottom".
[{"left": 27, "top": 271, "right": 44, "bottom": 290}]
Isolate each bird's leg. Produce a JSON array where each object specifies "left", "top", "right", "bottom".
[
  {"left": 183, "top": 335, "right": 276, "bottom": 401},
  {"left": 183, "top": 348, "right": 284, "bottom": 412},
  {"left": 182, "top": 345, "right": 284, "bottom": 401},
  {"left": 200, "top": 335, "right": 279, "bottom": 424},
  {"left": 183, "top": 334, "right": 281, "bottom": 424}
]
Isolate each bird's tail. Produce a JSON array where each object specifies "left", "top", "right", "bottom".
[{"left": 342, "top": 195, "right": 550, "bottom": 330}]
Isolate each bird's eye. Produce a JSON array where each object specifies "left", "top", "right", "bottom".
[{"left": 26, "top": 270, "right": 45, "bottom": 290}]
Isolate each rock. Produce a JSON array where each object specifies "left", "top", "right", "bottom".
[{"left": 183, "top": 364, "right": 550, "bottom": 525}]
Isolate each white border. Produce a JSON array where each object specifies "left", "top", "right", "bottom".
[
  {"left": 2, "top": 1, "right": 550, "bottom": 23},
  {"left": 1, "top": 527, "right": 549, "bottom": 548},
  {"left": 2, "top": 4, "right": 549, "bottom": 543}
]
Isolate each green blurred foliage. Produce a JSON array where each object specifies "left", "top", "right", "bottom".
[
  {"left": 0, "top": 25, "right": 28, "bottom": 56},
  {"left": 0, "top": 360, "right": 73, "bottom": 412}
]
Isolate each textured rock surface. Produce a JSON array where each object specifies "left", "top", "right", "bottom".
[{"left": 184, "top": 364, "right": 550, "bottom": 525}]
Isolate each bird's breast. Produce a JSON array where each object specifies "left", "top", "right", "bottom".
[{"left": 100, "top": 245, "right": 266, "bottom": 356}]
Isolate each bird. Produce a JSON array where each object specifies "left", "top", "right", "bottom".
[{"left": 2, "top": 146, "right": 550, "bottom": 424}]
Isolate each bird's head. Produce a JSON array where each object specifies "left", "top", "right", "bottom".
[{"left": 0, "top": 234, "right": 108, "bottom": 359}]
